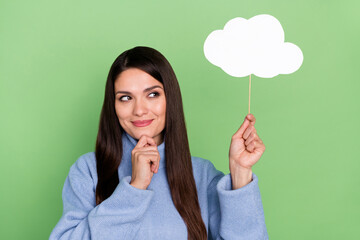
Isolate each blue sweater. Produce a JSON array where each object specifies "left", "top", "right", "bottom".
[{"left": 50, "top": 133, "right": 268, "bottom": 239}]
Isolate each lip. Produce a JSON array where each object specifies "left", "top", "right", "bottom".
[{"left": 131, "top": 119, "right": 154, "bottom": 127}]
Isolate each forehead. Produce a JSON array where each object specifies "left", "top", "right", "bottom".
[{"left": 114, "top": 68, "right": 163, "bottom": 91}]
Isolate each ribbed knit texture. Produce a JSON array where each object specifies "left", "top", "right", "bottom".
[{"left": 50, "top": 133, "right": 268, "bottom": 239}]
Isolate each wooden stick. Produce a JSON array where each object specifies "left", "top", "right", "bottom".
[{"left": 248, "top": 74, "right": 251, "bottom": 114}]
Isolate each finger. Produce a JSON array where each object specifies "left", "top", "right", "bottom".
[
  {"left": 246, "top": 140, "right": 257, "bottom": 152},
  {"left": 258, "top": 141, "right": 266, "bottom": 152},
  {"left": 245, "top": 132, "right": 257, "bottom": 146},
  {"left": 151, "top": 160, "right": 156, "bottom": 172},
  {"left": 154, "top": 154, "right": 160, "bottom": 173},
  {"left": 247, "top": 140, "right": 265, "bottom": 153},
  {"left": 132, "top": 146, "right": 158, "bottom": 164},
  {"left": 233, "top": 115, "right": 251, "bottom": 138},
  {"left": 149, "top": 153, "right": 158, "bottom": 173},
  {"left": 134, "top": 150, "right": 159, "bottom": 159},
  {"left": 243, "top": 125, "right": 257, "bottom": 140},
  {"left": 138, "top": 152, "right": 159, "bottom": 171},
  {"left": 142, "top": 135, "right": 157, "bottom": 146},
  {"left": 246, "top": 113, "right": 256, "bottom": 126},
  {"left": 137, "top": 152, "right": 159, "bottom": 167},
  {"left": 134, "top": 146, "right": 158, "bottom": 152},
  {"left": 135, "top": 135, "right": 150, "bottom": 149},
  {"left": 246, "top": 133, "right": 263, "bottom": 146},
  {"left": 134, "top": 135, "right": 157, "bottom": 149},
  {"left": 152, "top": 154, "right": 160, "bottom": 173}
]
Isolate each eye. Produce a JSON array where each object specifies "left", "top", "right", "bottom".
[
  {"left": 119, "top": 95, "right": 131, "bottom": 102},
  {"left": 148, "top": 91, "right": 160, "bottom": 98}
]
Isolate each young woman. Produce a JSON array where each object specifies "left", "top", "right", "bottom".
[{"left": 50, "top": 46, "right": 268, "bottom": 240}]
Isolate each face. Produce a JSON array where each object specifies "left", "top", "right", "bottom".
[{"left": 114, "top": 68, "right": 166, "bottom": 145}]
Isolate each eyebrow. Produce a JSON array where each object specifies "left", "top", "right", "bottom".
[{"left": 115, "top": 85, "right": 163, "bottom": 95}]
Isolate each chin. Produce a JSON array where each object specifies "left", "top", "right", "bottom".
[{"left": 132, "top": 130, "right": 156, "bottom": 140}]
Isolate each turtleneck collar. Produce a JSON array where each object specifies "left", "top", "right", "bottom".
[{"left": 122, "top": 131, "right": 166, "bottom": 170}]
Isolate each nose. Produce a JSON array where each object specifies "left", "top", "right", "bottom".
[{"left": 132, "top": 99, "right": 148, "bottom": 117}]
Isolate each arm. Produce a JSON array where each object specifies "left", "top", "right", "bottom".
[
  {"left": 218, "top": 174, "right": 268, "bottom": 239},
  {"left": 49, "top": 154, "right": 154, "bottom": 240},
  {"left": 208, "top": 113, "right": 268, "bottom": 239},
  {"left": 207, "top": 163, "right": 268, "bottom": 239},
  {"left": 228, "top": 113, "right": 265, "bottom": 190}
]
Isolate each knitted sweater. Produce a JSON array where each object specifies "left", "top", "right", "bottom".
[{"left": 50, "top": 133, "right": 268, "bottom": 239}]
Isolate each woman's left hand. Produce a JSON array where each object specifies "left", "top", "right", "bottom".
[{"left": 229, "top": 113, "right": 266, "bottom": 189}]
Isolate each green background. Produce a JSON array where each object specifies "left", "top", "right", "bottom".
[{"left": 1, "top": 0, "right": 359, "bottom": 239}]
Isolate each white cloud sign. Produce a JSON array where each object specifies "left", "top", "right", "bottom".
[{"left": 204, "top": 14, "right": 303, "bottom": 78}]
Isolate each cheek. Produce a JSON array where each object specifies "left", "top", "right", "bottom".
[
  {"left": 154, "top": 101, "right": 166, "bottom": 118},
  {"left": 115, "top": 104, "right": 130, "bottom": 121}
]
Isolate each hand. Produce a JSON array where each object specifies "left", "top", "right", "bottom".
[
  {"left": 130, "top": 135, "right": 160, "bottom": 190},
  {"left": 229, "top": 113, "right": 266, "bottom": 189}
]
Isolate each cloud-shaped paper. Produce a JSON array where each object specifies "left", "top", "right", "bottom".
[{"left": 204, "top": 14, "right": 303, "bottom": 78}]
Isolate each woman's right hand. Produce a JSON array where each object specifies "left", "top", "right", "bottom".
[{"left": 130, "top": 135, "right": 160, "bottom": 190}]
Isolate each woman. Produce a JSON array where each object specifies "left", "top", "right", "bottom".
[{"left": 50, "top": 46, "right": 268, "bottom": 240}]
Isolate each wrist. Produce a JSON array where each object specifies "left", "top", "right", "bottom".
[
  {"left": 130, "top": 179, "right": 147, "bottom": 190},
  {"left": 230, "top": 166, "right": 253, "bottom": 190}
]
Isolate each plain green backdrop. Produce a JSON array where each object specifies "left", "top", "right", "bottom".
[{"left": 1, "top": 0, "right": 359, "bottom": 239}]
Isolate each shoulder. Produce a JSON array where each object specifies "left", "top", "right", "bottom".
[
  {"left": 71, "top": 152, "right": 96, "bottom": 172},
  {"left": 68, "top": 152, "right": 97, "bottom": 185},
  {"left": 191, "top": 156, "right": 216, "bottom": 171},
  {"left": 191, "top": 156, "right": 224, "bottom": 187}
]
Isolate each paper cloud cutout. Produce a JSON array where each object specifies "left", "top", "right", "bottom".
[{"left": 204, "top": 14, "right": 303, "bottom": 78}]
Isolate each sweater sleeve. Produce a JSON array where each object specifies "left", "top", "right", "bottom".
[
  {"left": 49, "top": 154, "right": 154, "bottom": 240},
  {"left": 207, "top": 169, "right": 268, "bottom": 240}
]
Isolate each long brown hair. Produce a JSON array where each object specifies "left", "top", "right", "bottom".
[{"left": 95, "top": 46, "right": 207, "bottom": 239}]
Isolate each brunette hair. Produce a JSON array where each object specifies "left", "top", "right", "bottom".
[{"left": 95, "top": 46, "right": 207, "bottom": 239}]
